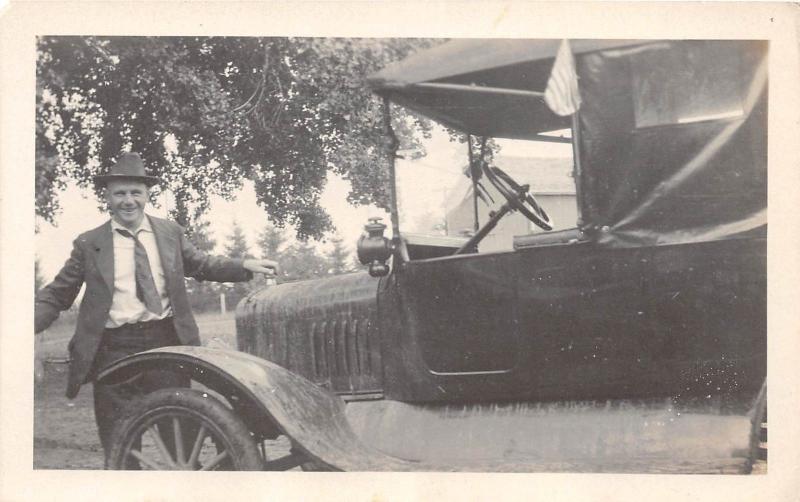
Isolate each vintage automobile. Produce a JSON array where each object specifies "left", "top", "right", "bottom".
[{"left": 99, "top": 39, "right": 767, "bottom": 473}]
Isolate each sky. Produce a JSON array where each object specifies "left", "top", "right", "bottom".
[{"left": 35, "top": 127, "right": 570, "bottom": 282}]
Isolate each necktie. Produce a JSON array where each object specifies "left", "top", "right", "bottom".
[{"left": 115, "top": 228, "right": 163, "bottom": 315}]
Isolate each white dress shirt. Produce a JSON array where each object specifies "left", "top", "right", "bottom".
[{"left": 106, "top": 215, "right": 172, "bottom": 327}]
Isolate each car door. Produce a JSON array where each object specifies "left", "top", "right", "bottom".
[
  {"left": 400, "top": 252, "right": 520, "bottom": 376},
  {"left": 515, "top": 241, "right": 650, "bottom": 400}
]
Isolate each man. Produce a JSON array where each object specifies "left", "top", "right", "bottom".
[{"left": 34, "top": 152, "right": 278, "bottom": 453}]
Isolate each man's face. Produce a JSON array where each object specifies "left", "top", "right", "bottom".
[{"left": 105, "top": 180, "right": 149, "bottom": 229}]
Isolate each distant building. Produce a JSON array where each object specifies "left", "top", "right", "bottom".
[{"left": 445, "top": 156, "right": 577, "bottom": 252}]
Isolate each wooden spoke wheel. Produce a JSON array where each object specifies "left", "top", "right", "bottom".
[{"left": 106, "top": 388, "right": 264, "bottom": 471}]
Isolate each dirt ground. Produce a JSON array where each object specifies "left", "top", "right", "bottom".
[
  {"left": 34, "top": 363, "right": 104, "bottom": 469},
  {"left": 33, "top": 312, "right": 238, "bottom": 469}
]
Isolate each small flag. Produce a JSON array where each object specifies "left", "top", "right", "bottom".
[{"left": 544, "top": 39, "right": 582, "bottom": 116}]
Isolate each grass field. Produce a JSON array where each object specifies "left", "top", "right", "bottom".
[{"left": 36, "top": 310, "right": 238, "bottom": 361}]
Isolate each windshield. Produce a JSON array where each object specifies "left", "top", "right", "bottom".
[{"left": 396, "top": 126, "right": 576, "bottom": 254}]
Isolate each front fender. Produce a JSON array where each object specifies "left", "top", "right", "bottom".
[{"left": 96, "top": 346, "right": 414, "bottom": 471}]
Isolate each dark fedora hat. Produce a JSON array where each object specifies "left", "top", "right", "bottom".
[{"left": 94, "top": 152, "right": 159, "bottom": 187}]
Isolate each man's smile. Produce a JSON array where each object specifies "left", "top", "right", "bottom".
[{"left": 105, "top": 180, "right": 148, "bottom": 229}]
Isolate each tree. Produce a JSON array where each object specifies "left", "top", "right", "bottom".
[
  {"left": 256, "top": 223, "right": 286, "bottom": 261},
  {"left": 326, "top": 235, "right": 352, "bottom": 275},
  {"left": 186, "top": 217, "right": 216, "bottom": 253},
  {"left": 220, "top": 220, "right": 254, "bottom": 309},
  {"left": 223, "top": 220, "right": 252, "bottom": 259},
  {"left": 280, "top": 241, "right": 331, "bottom": 282},
  {"left": 184, "top": 218, "right": 222, "bottom": 312},
  {"left": 252, "top": 223, "right": 287, "bottom": 289},
  {"left": 253, "top": 224, "right": 364, "bottom": 285},
  {"left": 36, "top": 37, "right": 441, "bottom": 237}
]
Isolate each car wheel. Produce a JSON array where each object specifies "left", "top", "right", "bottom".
[{"left": 106, "top": 388, "right": 263, "bottom": 471}]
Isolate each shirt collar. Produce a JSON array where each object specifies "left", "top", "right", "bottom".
[{"left": 110, "top": 214, "right": 153, "bottom": 234}]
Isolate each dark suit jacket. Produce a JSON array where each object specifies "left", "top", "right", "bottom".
[{"left": 35, "top": 215, "right": 252, "bottom": 398}]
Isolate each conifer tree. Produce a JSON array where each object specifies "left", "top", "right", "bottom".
[
  {"left": 221, "top": 220, "right": 254, "bottom": 309},
  {"left": 184, "top": 218, "right": 221, "bottom": 312},
  {"left": 326, "top": 235, "right": 351, "bottom": 275}
]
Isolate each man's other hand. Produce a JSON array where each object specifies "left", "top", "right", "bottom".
[{"left": 243, "top": 259, "right": 279, "bottom": 277}]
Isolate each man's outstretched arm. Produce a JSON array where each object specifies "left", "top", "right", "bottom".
[{"left": 180, "top": 231, "right": 278, "bottom": 283}]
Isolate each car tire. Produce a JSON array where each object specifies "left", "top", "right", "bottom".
[{"left": 106, "top": 387, "right": 263, "bottom": 471}]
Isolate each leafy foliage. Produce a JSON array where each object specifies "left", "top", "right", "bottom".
[
  {"left": 36, "top": 36, "right": 440, "bottom": 237},
  {"left": 278, "top": 242, "right": 333, "bottom": 282}
]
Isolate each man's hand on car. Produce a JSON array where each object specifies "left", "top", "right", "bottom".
[{"left": 243, "top": 259, "right": 279, "bottom": 277}]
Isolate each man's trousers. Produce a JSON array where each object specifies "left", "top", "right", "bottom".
[{"left": 89, "top": 317, "right": 189, "bottom": 455}]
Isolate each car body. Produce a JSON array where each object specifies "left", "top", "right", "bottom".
[{"left": 101, "top": 39, "right": 767, "bottom": 473}]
